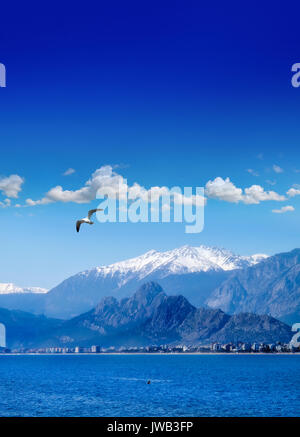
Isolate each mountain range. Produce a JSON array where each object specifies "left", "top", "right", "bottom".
[
  {"left": 1, "top": 282, "right": 292, "bottom": 349},
  {"left": 0, "top": 245, "right": 268, "bottom": 319},
  {"left": 207, "top": 248, "right": 300, "bottom": 324},
  {"left": 0, "top": 283, "right": 48, "bottom": 295},
  {"left": 1, "top": 245, "right": 300, "bottom": 324}
]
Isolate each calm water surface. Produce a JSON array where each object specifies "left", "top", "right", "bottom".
[{"left": 0, "top": 354, "right": 299, "bottom": 417}]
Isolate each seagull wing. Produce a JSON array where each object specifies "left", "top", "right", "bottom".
[
  {"left": 76, "top": 220, "right": 84, "bottom": 233},
  {"left": 88, "top": 208, "right": 103, "bottom": 219}
]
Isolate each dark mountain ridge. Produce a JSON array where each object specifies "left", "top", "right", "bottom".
[
  {"left": 41, "top": 282, "right": 292, "bottom": 348},
  {"left": 0, "top": 282, "right": 293, "bottom": 348},
  {"left": 0, "top": 308, "right": 62, "bottom": 349}
]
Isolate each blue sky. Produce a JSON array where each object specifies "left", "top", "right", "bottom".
[{"left": 1, "top": 1, "right": 300, "bottom": 288}]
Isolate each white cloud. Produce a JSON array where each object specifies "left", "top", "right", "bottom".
[
  {"left": 287, "top": 186, "right": 300, "bottom": 197},
  {"left": 63, "top": 168, "right": 76, "bottom": 176},
  {"left": 272, "top": 205, "right": 295, "bottom": 214},
  {"left": 205, "top": 177, "right": 286, "bottom": 204},
  {"left": 26, "top": 197, "right": 53, "bottom": 206},
  {"left": 0, "top": 174, "right": 24, "bottom": 198},
  {"left": 25, "top": 167, "right": 287, "bottom": 210},
  {"left": 243, "top": 185, "right": 286, "bottom": 204},
  {"left": 205, "top": 177, "right": 243, "bottom": 203},
  {"left": 273, "top": 164, "right": 284, "bottom": 174},
  {"left": 26, "top": 166, "right": 206, "bottom": 207},
  {"left": 27, "top": 166, "right": 114, "bottom": 205}
]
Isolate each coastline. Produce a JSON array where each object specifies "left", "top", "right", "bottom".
[{"left": 1, "top": 352, "right": 299, "bottom": 356}]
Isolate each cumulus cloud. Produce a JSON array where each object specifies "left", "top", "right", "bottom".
[
  {"left": 273, "top": 164, "right": 284, "bottom": 174},
  {"left": 205, "top": 177, "right": 243, "bottom": 203},
  {"left": 0, "top": 174, "right": 24, "bottom": 198},
  {"left": 26, "top": 166, "right": 205, "bottom": 207},
  {"left": 287, "top": 186, "right": 300, "bottom": 197},
  {"left": 205, "top": 177, "right": 286, "bottom": 204},
  {"left": 27, "top": 166, "right": 115, "bottom": 205},
  {"left": 243, "top": 185, "right": 286, "bottom": 204},
  {"left": 272, "top": 205, "right": 295, "bottom": 214},
  {"left": 63, "top": 168, "right": 76, "bottom": 176},
  {"left": 25, "top": 167, "right": 287, "bottom": 210}
]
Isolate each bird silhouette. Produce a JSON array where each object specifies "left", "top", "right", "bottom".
[{"left": 76, "top": 209, "right": 103, "bottom": 232}]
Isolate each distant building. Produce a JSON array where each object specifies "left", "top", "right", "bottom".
[
  {"left": 91, "top": 345, "right": 100, "bottom": 353},
  {"left": 222, "top": 344, "right": 231, "bottom": 352},
  {"left": 241, "top": 343, "right": 251, "bottom": 352},
  {"left": 0, "top": 323, "right": 6, "bottom": 348},
  {"left": 211, "top": 343, "right": 221, "bottom": 352},
  {"left": 259, "top": 343, "right": 266, "bottom": 352},
  {"left": 75, "top": 346, "right": 84, "bottom": 353}
]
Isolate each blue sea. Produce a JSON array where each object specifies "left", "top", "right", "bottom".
[{"left": 0, "top": 354, "right": 299, "bottom": 417}]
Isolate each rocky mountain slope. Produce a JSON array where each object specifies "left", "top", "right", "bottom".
[
  {"left": 41, "top": 282, "right": 292, "bottom": 348},
  {"left": 206, "top": 249, "right": 300, "bottom": 324}
]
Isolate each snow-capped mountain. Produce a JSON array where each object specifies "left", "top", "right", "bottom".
[
  {"left": 0, "top": 283, "right": 48, "bottom": 295},
  {"left": 87, "top": 246, "right": 268, "bottom": 281},
  {"left": 40, "top": 246, "right": 268, "bottom": 318}
]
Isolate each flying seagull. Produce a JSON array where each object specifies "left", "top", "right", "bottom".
[{"left": 76, "top": 209, "right": 103, "bottom": 233}]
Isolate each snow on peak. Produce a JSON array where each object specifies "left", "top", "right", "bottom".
[
  {"left": 2, "top": 246, "right": 268, "bottom": 295},
  {"left": 0, "top": 283, "right": 48, "bottom": 295},
  {"left": 85, "top": 245, "right": 269, "bottom": 285},
  {"left": 245, "top": 253, "right": 269, "bottom": 264}
]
